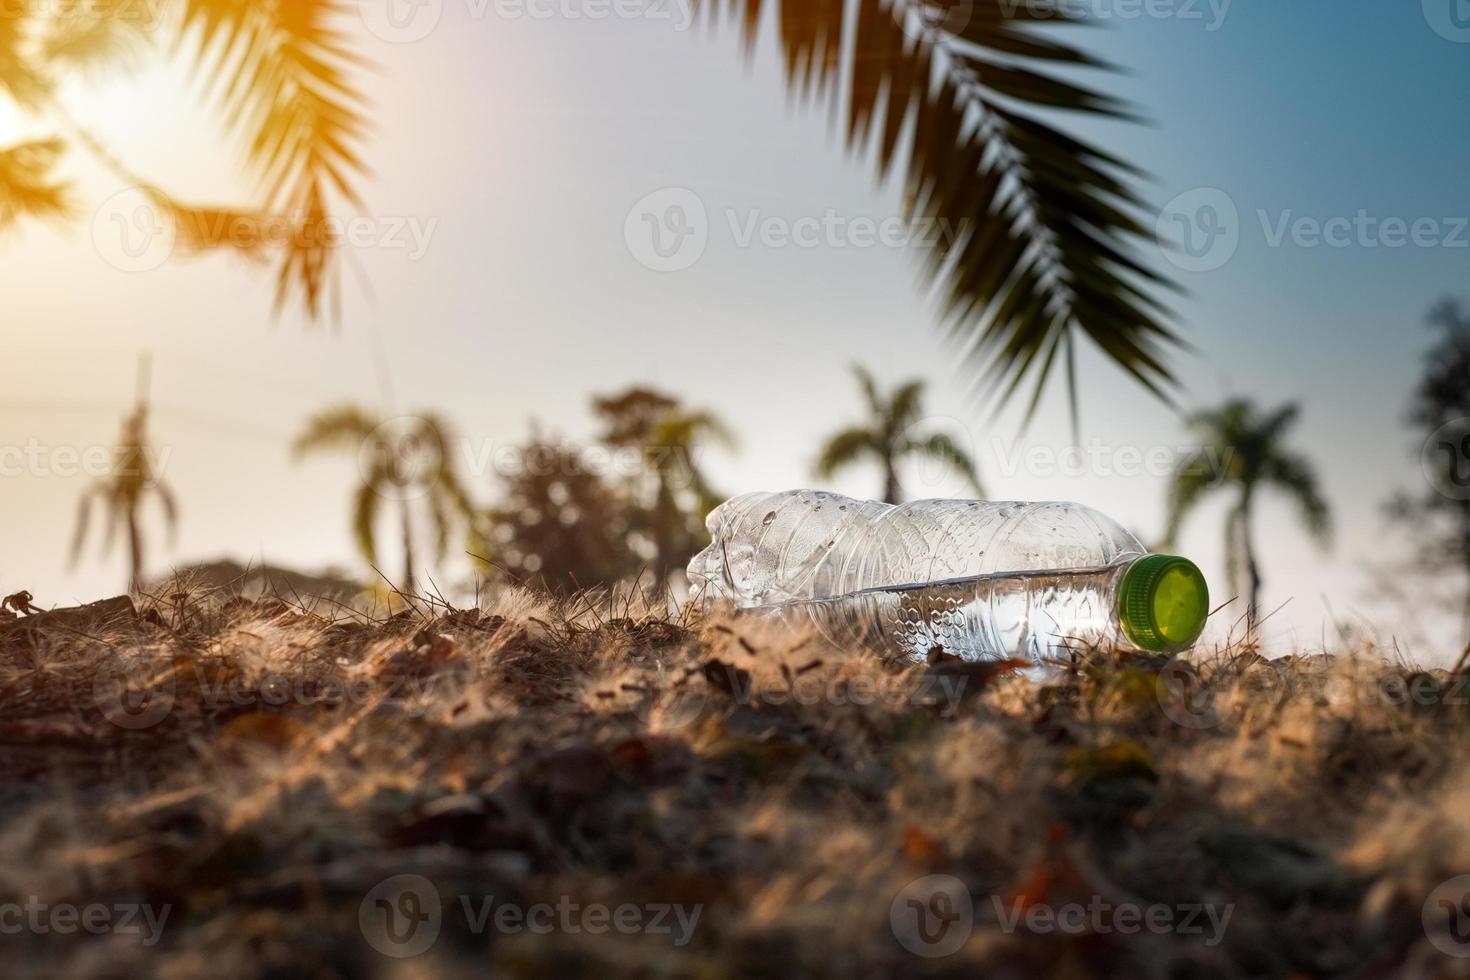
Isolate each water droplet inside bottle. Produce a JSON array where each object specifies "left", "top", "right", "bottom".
[{"left": 762, "top": 511, "right": 777, "bottom": 526}]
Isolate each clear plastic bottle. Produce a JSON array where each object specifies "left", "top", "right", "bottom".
[{"left": 687, "top": 490, "right": 1210, "bottom": 663}]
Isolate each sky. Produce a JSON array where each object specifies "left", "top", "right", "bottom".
[{"left": 1, "top": 0, "right": 1467, "bottom": 658}]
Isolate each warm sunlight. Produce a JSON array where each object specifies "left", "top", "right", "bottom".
[{"left": 2, "top": 1, "right": 1468, "bottom": 976}]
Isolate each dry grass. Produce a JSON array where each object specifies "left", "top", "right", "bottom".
[{"left": 0, "top": 583, "right": 1468, "bottom": 978}]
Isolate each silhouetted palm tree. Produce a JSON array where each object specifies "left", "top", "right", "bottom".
[
  {"left": 1165, "top": 399, "right": 1330, "bottom": 625},
  {"left": 292, "top": 406, "right": 479, "bottom": 590},
  {"left": 815, "top": 366, "right": 983, "bottom": 504},
  {"left": 71, "top": 364, "right": 178, "bottom": 592},
  {"left": 594, "top": 388, "right": 737, "bottom": 589}
]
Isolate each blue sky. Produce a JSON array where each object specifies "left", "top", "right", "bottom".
[{"left": 1, "top": 0, "right": 1466, "bottom": 656}]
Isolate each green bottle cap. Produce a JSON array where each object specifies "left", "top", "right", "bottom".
[{"left": 1116, "top": 555, "right": 1210, "bottom": 653}]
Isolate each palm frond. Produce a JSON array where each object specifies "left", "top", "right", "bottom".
[
  {"left": 101, "top": 490, "right": 121, "bottom": 557},
  {"left": 907, "top": 430, "right": 983, "bottom": 497},
  {"left": 852, "top": 364, "right": 884, "bottom": 418},
  {"left": 417, "top": 412, "right": 482, "bottom": 523},
  {"left": 1224, "top": 504, "right": 1245, "bottom": 605},
  {"left": 426, "top": 481, "right": 451, "bottom": 562},
  {"left": 0, "top": 1, "right": 50, "bottom": 108},
  {"left": 0, "top": 139, "right": 71, "bottom": 229},
  {"left": 815, "top": 426, "right": 882, "bottom": 478},
  {"left": 1257, "top": 402, "right": 1301, "bottom": 447},
  {"left": 888, "top": 379, "right": 926, "bottom": 432},
  {"left": 652, "top": 411, "right": 739, "bottom": 453},
  {"left": 154, "top": 478, "right": 180, "bottom": 545},
  {"left": 351, "top": 479, "right": 380, "bottom": 564},
  {"left": 148, "top": 190, "right": 272, "bottom": 259},
  {"left": 69, "top": 482, "right": 106, "bottom": 567},
  {"left": 292, "top": 404, "right": 380, "bottom": 458},
  {"left": 700, "top": 0, "right": 1180, "bottom": 418},
  {"left": 1265, "top": 451, "right": 1331, "bottom": 547},
  {"left": 178, "top": 0, "right": 370, "bottom": 319},
  {"left": 1163, "top": 448, "right": 1219, "bottom": 546},
  {"left": 41, "top": 0, "right": 152, "bottom": 74}
]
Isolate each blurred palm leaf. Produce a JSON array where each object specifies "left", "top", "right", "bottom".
[
  {"left": 698, "top": 0, "right": 1181, "bottom": 418},
  {"left": 177, "top": 0, "right": 370, "bottom": 318},
  {"left": 0, "top": 140, "right": 71, "bottom": 228},
  {"left": 41, "top": 0, "right": 153, "bottom": 73},
  {"left": 0, "top": 0, "right": 370, "bottom": 321}
]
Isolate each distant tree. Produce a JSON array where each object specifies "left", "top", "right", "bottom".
[
  {"left": 71, "top": 401, "right": 178, "bottom": 593},
  {"left": 593, "top": 388, "right": 736, "bottom": 590},
  {"left": 814, "top": 366, "right": 983, "bottom": 505},
  {"left": 487, "top": 437, "right": 640, "bottom": 595},
  {"left": 1387, "top": 299, "right": 1470, "bottom": 628},
  {"left": 1165, "top": 399, "right": 1330, "bottom": 625},
  {"left": 292, "top": 406, "right": 479, "bottom": 590}
]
